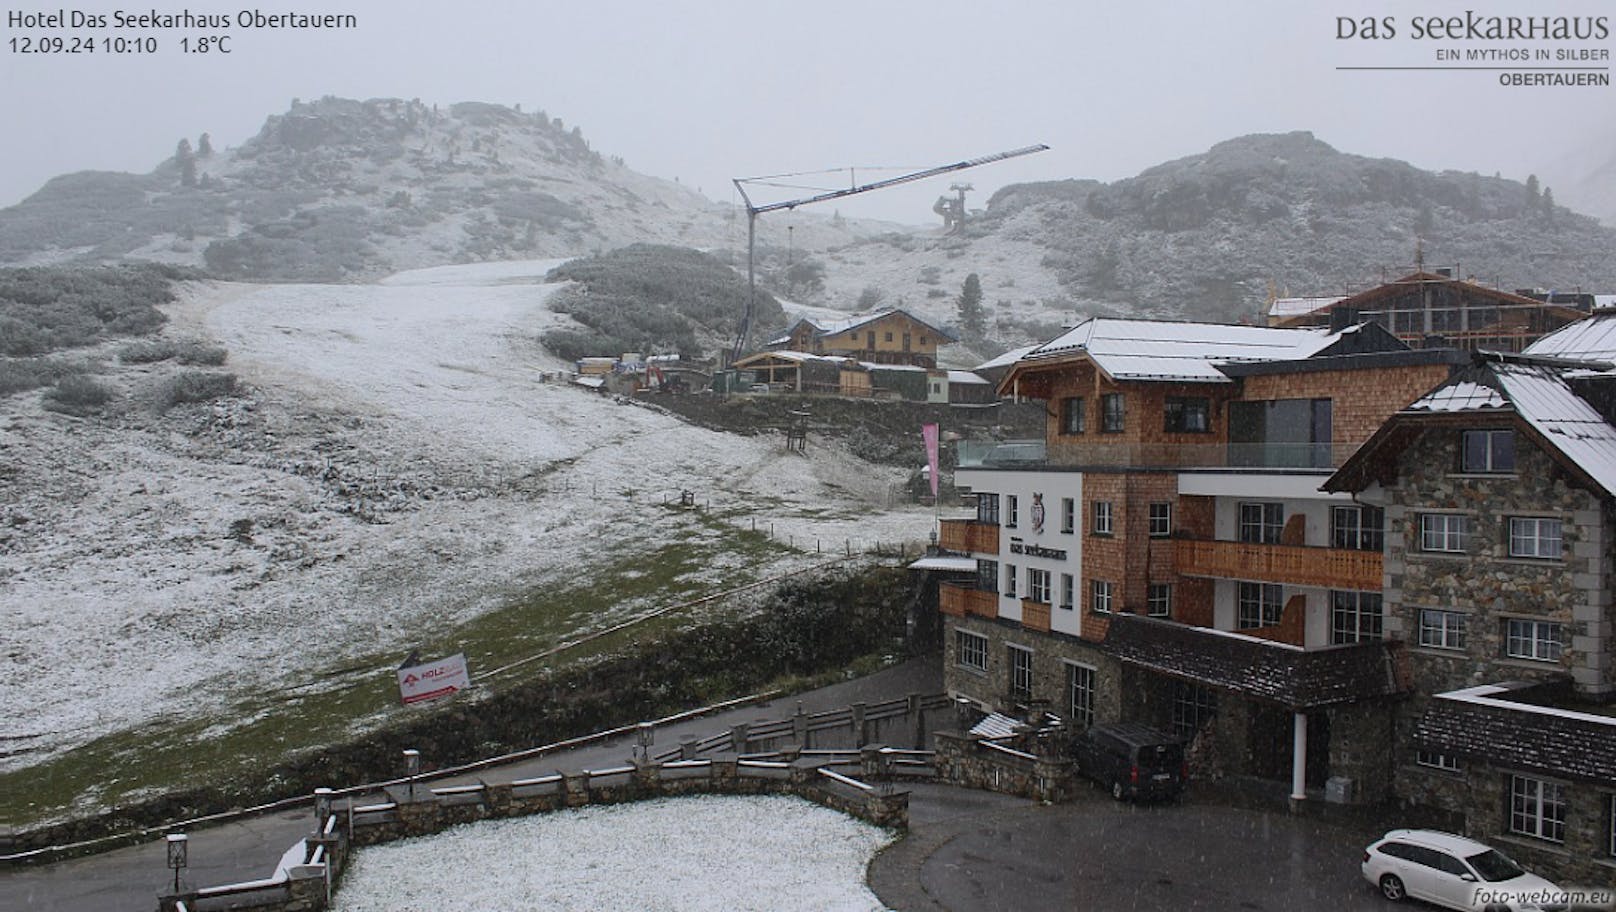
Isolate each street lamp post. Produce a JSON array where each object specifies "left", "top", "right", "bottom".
[{"left": 165, "top": 833, "right": 188, "bottom": 894}]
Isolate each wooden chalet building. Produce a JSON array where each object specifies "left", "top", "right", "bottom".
[{"left": 767, "top": 309, "right": 957, "bottom": 368}]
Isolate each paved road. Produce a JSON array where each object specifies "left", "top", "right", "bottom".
[
  {"left": 7, "top": 656, "right": 1406, "bottom": 912},
  {"left": 1, "top": 658, "right": 942, "bottom": 912}
]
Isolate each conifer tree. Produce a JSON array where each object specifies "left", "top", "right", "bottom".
[{"left": 957, "top": 273, "right": 985, "bottom": 341}]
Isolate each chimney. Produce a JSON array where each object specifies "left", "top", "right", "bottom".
[{"left": 1329, "top": 306, "right": 1361, "bottom": 333}]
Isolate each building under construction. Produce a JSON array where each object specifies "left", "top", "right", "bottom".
[{"left": 1269, "top": 268, "right": 1591, "bottom": 353}]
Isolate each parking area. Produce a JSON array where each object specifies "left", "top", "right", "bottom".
[{"left": 871, "top": 783, "right": 1398, "bottom": 912}]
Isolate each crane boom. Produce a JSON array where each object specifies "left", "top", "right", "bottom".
[{"left": 728, "top": 143, "right": 1049, "bottom": 365}]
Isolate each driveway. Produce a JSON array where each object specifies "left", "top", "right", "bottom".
[{"left": 871, "top": 783, "right": 1396, "bottom": 912}]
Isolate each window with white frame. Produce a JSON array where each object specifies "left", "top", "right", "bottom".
[
  {"left": 1508, "top": 517, "right": 1563, "bottom": 560},
  {"left": 1092, "top": 501, "right": 1114, "bottom": 535},
  {"left": 1060, "top": 497, "right": 1075, "bottom": 534},
  {"left": 1330, "top": 591, "right": 1383, "bottom": 644},
  {"left": 1237, "top": 582, "right": 1284, "bottom": 628},
  {"left": 1058, "top": 573, "right": 1074, "bottom": 610},
  {"left": 1332, "top": 504, "right": 1385, "bottom": 552},
  {"left": 1417, "top": 751, "right": 1460, "bottom": 772},
  {"left": 1509, "top": 774, "right": 1566, "bottom": 843},
  {"left": 1067, "top": 663, "right": 1095, "bottom": 728},
  {"left": 1417, "top": 609, "right": 1467, "bottom": 650},
  {"left": 1505, "top": 619, "right": 1563, "bottom": 662},
  {"left": 955, "top": 629, "right": 988, "bottom": 672},
  {"left": 1238, "top": 502, "right": 1283, "bottom": 544},
  {"left": 1419, "top": 513, "right": 1472, "bottom": 553},
  {"left": 1090, "top": 579, "right": 1113, "bottom": 614},
  {"left": 1148, "top": 502, "right": 1172, "bottom": 538},
  {"left": 1147, "top": 584, "right": 1172, "bottom": 617},
  {"left": 1008, "top": 645, "right": 1033, "bottom": 701},
  {"left": 1060, "top": 397, "right": 1085, "bottom": 435},
  {"left": 1006, "top": 495, "right": 1019, "bottom": 528},
  {"left": 977, "top": 493, "right": 1000, "bottom": 525},
  {"left": 1003, "top": 563, "right": 1018, "bottom": 598},
  {"left": 1461, "top": 429, "right": 1515, "bottom": 473},
  {"left": 1027, "top": 567, "right": 1051, "bottom": 604}
]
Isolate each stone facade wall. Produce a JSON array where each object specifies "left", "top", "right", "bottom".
[
  {"left": 1325, "top": 701, "right": 1396, "bottom": 804},
  {"left": 1385, "top": 427, "right": 1610, "bottom": 697},
  {"left": 932, "top": 731, "right": 1080, "bottom": 802},
  {"left": 943, "top": 614, "right": 1121, "bottom": 723}
]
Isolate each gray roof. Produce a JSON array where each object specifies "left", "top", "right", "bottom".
[
  {"left": 1404, "top": 360, "right": 1616, "bottom": 498},
  {"left": 1023, "top": 318, "right": 1343, "bottom": 383},
  {"left": 1524, "top": 309, "right": 1616, "bottom": 363},
  {"left": 1102, "top": 614, "right": 1409, "bottom": 709},
  {"left": 1416, "top": 683, "right": 1616, "bottom": 785}
]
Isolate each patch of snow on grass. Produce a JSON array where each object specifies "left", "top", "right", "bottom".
[{"left": 333, "top": 795, "right": 894, "bottom": 912}]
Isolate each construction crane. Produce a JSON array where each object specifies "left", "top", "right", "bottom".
[{"left": 728, "top": 143, "right": 1049, "bottom": 365}]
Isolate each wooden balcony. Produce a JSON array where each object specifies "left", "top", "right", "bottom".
[
  {"left": 940, "top": 583, "right": 998, "bottom": 619},
  {"left": 939, "top": 518, "right": 999, "bottom": 554},
  {"left": 1021, "top": 599, "right": 1051, "bottom": 633},
  {"left": 1174, "top": 538, "right": 1382, "bottom": 591}
]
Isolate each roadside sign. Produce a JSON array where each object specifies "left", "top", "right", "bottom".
[{"left": 397, "top": 653, "right": 470, "bottom": 704}]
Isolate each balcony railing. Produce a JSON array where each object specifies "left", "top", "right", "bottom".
[
  {"left": 940, "top": 583, "right": 999, "bottom": 619},
  {"left": 958, "top": 440, "right": 1362, "bottom": 470},
  {"left": 939, "top": 518, "right": 999, "bottom": 554},
  {"left": 1174, "top": 538, "right": 1382, "bottom": 591}
]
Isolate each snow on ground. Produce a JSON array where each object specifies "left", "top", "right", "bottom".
[
  {"left": 332, "top": 795, "right": 894, "bottom": 912},
  {"left": 1, "top": 260, "right": 933, "bottom": 777}
]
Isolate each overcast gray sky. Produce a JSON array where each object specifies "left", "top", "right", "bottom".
[{"left": 3, "top": 0, "right": 1613, "bottom": 223}]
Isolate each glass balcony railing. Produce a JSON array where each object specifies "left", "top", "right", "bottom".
[{"left": 956, "top": 440, "right": 1359, "bottom": 470}]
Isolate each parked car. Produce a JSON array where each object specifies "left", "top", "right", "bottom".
[
  {"left": 1361, "top": 829, "right": 1567, "bottom": 911},
  {"left": 1072, "top": 722, "right": 1186, "bottom": 801}
]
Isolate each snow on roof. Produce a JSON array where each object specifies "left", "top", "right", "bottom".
[
  {"left": 1524, "top": 311, "right": 1616, "bottom": 363},
  {"left": 861, "top": 362, "right": 928, "bottom": 372},
  {"left": 1596, "top": 295, "right": 1616, "bottom": 310},
  {"left": 974, "top": 344, "right": 1038, "bottom": 372},
  {"left": 1025, "top": 318, "right": 1338, "bottom": 382},
  {"left": 740, "top": 350, "right": 850, "bottom": 365},
  {"left": 1496, "top": 365, "right": 1616, "bottom": 497},
  {"left": 1406, "top": 380, "right": 1508, "bottom": 413},
  {"left": 907, "top": 556, "right": 978, "bottom": 571},
  {"left": 946, "top": 370, "right": 989, "bottom": 385},
  {"left": 1408, "top": 362, "right": 1616, "bottom": 497},
  {"left": 1268, "top": 296, "right": 1346, "bottom": 318}
]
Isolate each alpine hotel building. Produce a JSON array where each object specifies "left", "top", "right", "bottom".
[{"left": 937, "top": 313, "right": 1616, "bottom": 883}]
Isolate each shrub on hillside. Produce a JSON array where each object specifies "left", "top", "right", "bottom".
[
  {"left": 542, "top": 244, "right": 786, "bottom": 360},
  {"left": 153, "top": 370, "right": 237, "bottom": 410},
  {"left": 119, "top": 339, "right": 228, "bottom": 365},
  {"left": 42, "top": 374, "right": 115, "bottom": 415},
  {"left": 0, "top": 358, "right": 75, "bottom": 397},
  {"left": 0, "top": 263, "right": 197, "bottom": 356}
]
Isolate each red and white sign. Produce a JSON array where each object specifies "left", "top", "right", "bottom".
[{"left": 397, "top": 653, "right": 471, "bottom": 705}]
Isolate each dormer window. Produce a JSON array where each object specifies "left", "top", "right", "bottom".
[{"left": 1460, "top": 429, "right": 1514, "bottom": 473}]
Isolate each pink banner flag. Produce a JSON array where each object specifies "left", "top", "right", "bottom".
[{"left": 922, "top": 423, "right": 939, "bottom": 497}]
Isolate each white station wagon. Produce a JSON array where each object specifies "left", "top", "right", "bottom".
[{"left": 1361, "top": 829, "right": 1567, "bottom": 911}]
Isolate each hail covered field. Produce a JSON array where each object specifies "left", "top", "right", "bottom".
[{"left": 1, "top": 259, "right": 930, "bottom": 822}]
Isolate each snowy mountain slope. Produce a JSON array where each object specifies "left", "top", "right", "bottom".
[{"left": 0, "top": 261, "right": 931, "bottom": 791}]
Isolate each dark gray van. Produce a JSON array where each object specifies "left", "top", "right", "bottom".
[{"left": 1072, "top": 722, "right": 1186, "bottom": 801}]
